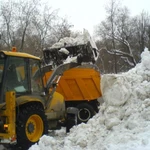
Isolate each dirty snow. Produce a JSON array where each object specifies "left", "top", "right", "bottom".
[{"left": 28, "top": 47, "right": 150, "bottom": 150}]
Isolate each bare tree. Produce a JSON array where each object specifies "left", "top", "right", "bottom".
[
  {"left": 0, "top": 0, "right": 39, "bottom": 51},
  {"left": 31, "top": 6, "right": 58, "bottom": 56},
  {"left": 147, "top": 25, "right": 150, "bottom": 50},
  {"left": 105, "top": 0, "right": 120, "bottom": 49},
  {"left": 0, "top": 1, "right": 16, "bottom": 49},
  {"left": 17, "top": 0, "right": 39, "bottom": 52},
  {"left": 31, "top": 10, "right": 73, "bottom": 56},
  {"left": 50, "top": 18, "right": 73, "bottom": 42},
  {"left": 0, "top": 0, "right": 73, "bottom": 56},
  {"left": 95, "top": 1, "right": 137, "bottom": 73},
  {"left": 112, "top": 7, "right": 136, "bottom": 65},
  {"left": 133, "top": 11, "right": 150, "bottom": 53}
]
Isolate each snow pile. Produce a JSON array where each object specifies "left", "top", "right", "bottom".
[
  {"left": 29, "top": 48, "right": 150, "bottom": 150},
  {"left": 50, "top": 30, "right": 89, "bottom": 49}
]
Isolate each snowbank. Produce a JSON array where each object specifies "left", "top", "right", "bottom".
[{"left": 29, "top": 48, "right": 150, "bottom": 150}]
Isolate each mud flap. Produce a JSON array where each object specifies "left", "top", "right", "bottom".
[{"left": 66, "top": 107, "right": 78, "bottom": 133}]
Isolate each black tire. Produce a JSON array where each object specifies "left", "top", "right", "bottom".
[
  {"left": 15, "top": 103, "right": 48, "bottom": 150},
  {"left": 77, "top": 103, "right": 95, "bottom": 124}
]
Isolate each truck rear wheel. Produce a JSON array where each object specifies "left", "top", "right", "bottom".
[
  {"left": 77, "top": 103, "right": 95, "bottom": 124},
  {"left": 15, "top": 103, "right": 48, "bottom": 150}
]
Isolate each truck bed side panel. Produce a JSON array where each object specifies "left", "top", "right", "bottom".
[{"left": 43, "top": 68, "right": 102, "bottom": 101}]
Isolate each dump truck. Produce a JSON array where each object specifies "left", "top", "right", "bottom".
[
  {"left": 0, "top": 48, "right": 79, "bottom": 150},
  {"left": 42, "top": 64, "right": 102, "bottom": 124},
  {"left": 42, "top": 30, "right": 102, "bottom": 124}
]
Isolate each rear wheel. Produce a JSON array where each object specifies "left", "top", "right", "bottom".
[
  {"left": 77, "top": 103, "right": 95, "bottom": 124},
  {"left": 26, "top": 114, "right": 44, "bottom": 142},
  {"left": 15, "top": 103, "right": 48, "bottom": 150}
]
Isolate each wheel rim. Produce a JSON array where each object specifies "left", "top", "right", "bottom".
[
  {"left": 26, "top": 114, "right": 44, "bottom": 142},
  {"left": 78, "top": 108, "right": 91, "bottom": 122}
]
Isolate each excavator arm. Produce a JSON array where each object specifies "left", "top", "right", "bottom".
[
  {"left": 46, "top": 62, "right": 79, "bottom": 90},
  {"left": 44, "top": 62, "right": 80, "bottom": 108}
]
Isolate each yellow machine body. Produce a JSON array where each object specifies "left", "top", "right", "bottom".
[
  {"left": 0, "top": 50, "right": 66, "bottom": 147},
  {"left": 0, "top": 91, "right": 65, "bottom": 144},
  {"left": 45, "top": 92, "right": 65, "bottom": 120},
  {"left": 0, "top": 92, "right": 16, "bottom": 143}
]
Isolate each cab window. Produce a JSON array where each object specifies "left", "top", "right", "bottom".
[
  {"left": 4, "top": 57, "right": 29, "bottom": 94},
  {"left": 30, "top": 59, "right": 43, "bottom": 93}
]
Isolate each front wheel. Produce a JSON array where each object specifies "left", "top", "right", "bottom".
[
  {"left": 77, "top": 103, "right": 96, "bottom": 124},
  {"left": 15, "top": 103, "right": 48, "bottom": 150}
]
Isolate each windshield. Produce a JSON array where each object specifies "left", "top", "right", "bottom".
[
  {"left": 4, "top": 57, "right": 29, "bottom": 94},
  {"left": 0, "top": 55, "right": 43, "bottom": 98},
  {"left": 30, "top": 59, "right": 44, "bottom": 93}
]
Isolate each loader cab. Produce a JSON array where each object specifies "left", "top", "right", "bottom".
[{"left": 0, "top": 51, "right": 44, "bottom": 104}]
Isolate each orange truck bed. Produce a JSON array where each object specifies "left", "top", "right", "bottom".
[{"left": 43, "top": 67, "right": 102, "bottom": 101}]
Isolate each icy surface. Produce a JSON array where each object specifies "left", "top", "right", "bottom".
[{"left": 28, "top": 48, "right": 150, "bottom": 150}]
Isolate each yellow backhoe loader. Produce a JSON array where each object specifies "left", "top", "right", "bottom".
[
  {"left": 0, "top": 30, "right": 102, "bottom": 150},
  {"left": 0, "top": 49, "right": 79, "bottom": 150}
]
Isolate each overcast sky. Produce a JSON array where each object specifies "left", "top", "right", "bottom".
[{"left": 48, "top": 0, "right": 150, "bottom": 35}]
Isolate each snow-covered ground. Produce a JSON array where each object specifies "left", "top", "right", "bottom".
[{"left": 28, "top": 48, "right": 150, "bottom": 150}]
